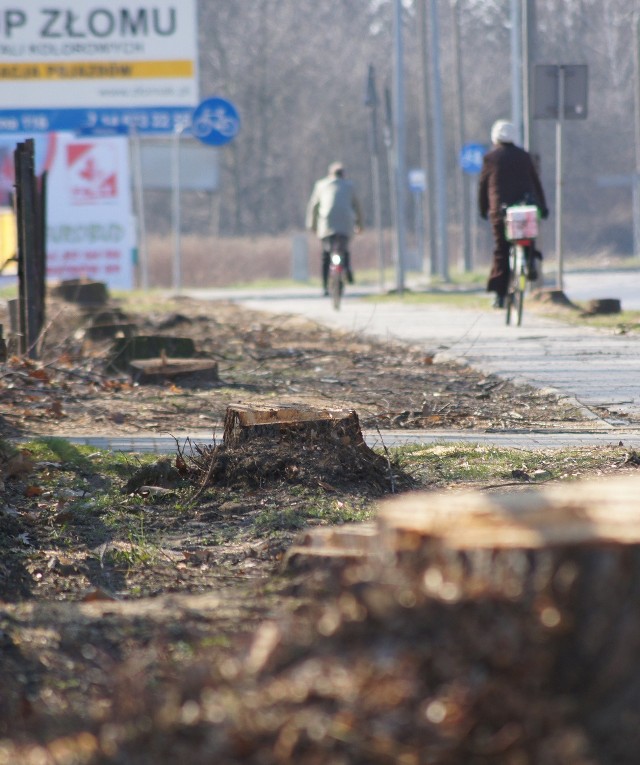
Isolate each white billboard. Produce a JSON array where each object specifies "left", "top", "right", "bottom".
[
  {"left": 0, "top": 2, "right": 198, "bottom": 108},
  {"left": 46, "top": 133, "right": 134, "bottom": 289}
]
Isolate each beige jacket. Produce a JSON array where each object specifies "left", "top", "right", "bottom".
[{"left": 305, "top": 175, "right": 363, "bottom": 239}]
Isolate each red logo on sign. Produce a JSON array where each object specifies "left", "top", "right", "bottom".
[{"left": 67, "top": 142, "right": 118, "bottom": 204}]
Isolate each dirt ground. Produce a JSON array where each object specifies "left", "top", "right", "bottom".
[
  {"left": 0, "top": 293, "right": 634, "bottom": 764},
  {"left": 0, "top": 294, "right": 599, "bottom": 440}
]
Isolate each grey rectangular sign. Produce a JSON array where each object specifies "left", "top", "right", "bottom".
[
  {"left": 140, "top": 140, "right": 219, "bottom": 191},
  {"left": 534, "top": 64, "right": 588, "bottom": 120}
]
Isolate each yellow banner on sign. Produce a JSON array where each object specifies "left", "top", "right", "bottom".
[
  {"left": 0, "top": 207, "right": 17, "bottom": 275},
  {"left": 0, "top": 60, "right": 194, "bottom": 81}
]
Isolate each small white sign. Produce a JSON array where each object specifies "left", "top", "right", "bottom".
[{"left": 408, "top": 168, "right": 426, "bottom": 192}]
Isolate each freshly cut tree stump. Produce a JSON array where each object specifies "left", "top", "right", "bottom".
[
  {"left": 376, "top": 477, "right": 640, "bottom": 551},
  {"left": 282, "top": 475, "right": 640, "bottom": 761},
  {"left": 223, "top": 403, "right": 370, "bottom": 450}
]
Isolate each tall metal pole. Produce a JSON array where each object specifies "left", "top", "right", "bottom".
[
  {"left": 392, "top": 0, "right": 407, "bottom": 294},
  {"left": 451, "top": 0, "right": 471, "bottom": 272},
  {"left": 633, "top": 13, "right": 640, "bottom": 260},
  {"left": 522, "top": 0, "right": 536, "bottom": 152},
  {"left": 511, "top": 0, "right": 523, "bottom": 145},
  {"left": 417, "top": 0, "right": 438, "bottom": 276},
  {"left": 429, "top": 0, "right": 449, "bottom": 280},
  {"left": 383, "top": 86, "right": 397, "bottom": 270},
  {"left": 555, "top": 66, "right": 565, "bottom": 291},
  {"left": 365, "top": 64, "right": 386, "bottom": 291},
  {"left": 130, "top": 127, "right": 148, "bottom": 290},
  {"left": 172, "top": 124, "right": 185, "bottom": 292}
]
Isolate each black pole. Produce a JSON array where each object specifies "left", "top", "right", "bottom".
[{"left": 15, "top": 139, "right": 44, "bottom": 359}]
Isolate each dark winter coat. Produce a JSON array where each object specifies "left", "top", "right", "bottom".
[{"left": 478, "top": 142, "right": 548, "bottom": 221}]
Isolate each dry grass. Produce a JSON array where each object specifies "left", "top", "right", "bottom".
[{"left": 145, "top": 230, "right": 397, "bottom": 288}]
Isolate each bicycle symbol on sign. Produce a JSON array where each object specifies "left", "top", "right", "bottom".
[{"left": 192, "top": 107, "right": 239, "bottom": 140}]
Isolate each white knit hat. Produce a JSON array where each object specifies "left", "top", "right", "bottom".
[{"left": 491, "top": 120, "right": 517, "bottom": 145}]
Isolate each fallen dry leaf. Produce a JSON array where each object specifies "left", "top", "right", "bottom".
[
  {"left": 81, "top": 588, "right": 117, "bottom": 603},
  {"left": 2, "top": 450, "right": 35, "bottom": 479},
  {"left": 28, "top": 368, "right": 50, "bottom": 382}
]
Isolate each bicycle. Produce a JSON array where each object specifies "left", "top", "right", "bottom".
[
  {"left": 327, "top": 234, "right": 349, "bottom": 310},
  {"left": 504, "top": 203, "right": 540, "bottom": 327}
]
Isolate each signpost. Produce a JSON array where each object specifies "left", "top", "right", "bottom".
[
  {"left": 190, "top": 97, "right": 240, "bottom": 147},
  {"left": 365, "top": 64, "right": 386, "bottom": 291},
  {"left": 408, "top": 169, "right": 426, "bottom": 272},
  {"left": 460, "top": 143, "right": 487, "bottom": 175},
  {"left": 534, "top": 64, "right": 588, "bottom": 291},
  {"left": 460, "top": 143, "right": 487, "bottom": 273},
  {"left": 172, "top": 97, "right": 240, "bottom": 291}
]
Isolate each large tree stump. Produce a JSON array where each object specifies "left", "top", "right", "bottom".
[
  {"left": 223, "top": 403, "right": 369, "bottom": 450},
  {"left": 283, "top": 476, "right": 640, "bottom": 761}
]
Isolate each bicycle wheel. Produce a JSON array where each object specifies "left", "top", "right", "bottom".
[
  {"left": 514, "top": 284, "right": 524, "bottom": 326},
  {"left": 515, "top": 246, "right": 527, "bottom": 326},
  {"left": 329, "top": 271, "right": 343, "bottom": 310}
]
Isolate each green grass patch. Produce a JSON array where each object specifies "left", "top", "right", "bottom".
[
  {"left": 254, "top": 491, "right": 372, "bottom": 535},
  {"left": 393, "top": 441, "right": 633, "bottom": 487},
  {"left": 0, "top": 282, "right": 17, "bottom": 300}
]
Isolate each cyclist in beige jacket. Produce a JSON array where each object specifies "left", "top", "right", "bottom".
[{"left": 306, "top": 162, "right": 363, "bottom": 295}]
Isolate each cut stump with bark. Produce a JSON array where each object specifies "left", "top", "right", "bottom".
[
  {"left": 223, "top": 403, "right": 370, "bottom": 451},
  {"left": 282, "top": 476, "right": 640, "bottom": 760},
  {"left": 189, "top": 405, "right": 395, "bottom": 494}
]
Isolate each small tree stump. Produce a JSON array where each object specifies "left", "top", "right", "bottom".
[
  {"left": 530, "top": 288, "right": 578, "bottom": 308},
  {"left": 107, "top": 335, "right": 196, "bottom": 372},
  {"left": 51, "top": 279, "right": 109, "bottom": 306},
  {"left": 223, "top": 403, "right": 369, "bottom": 449},
  {"left": 129, "top": 358, "right": 219, "bottom": 385},
  {"left": 584, "top": 298, "right": 621, "bottom": 315}
]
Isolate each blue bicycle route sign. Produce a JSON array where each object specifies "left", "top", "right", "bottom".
[
  {"left": 460, "top": 143, "right": 488, "bottom": 175},
  {"left": 191, "top": 97, "right": 240, "bottom": 146}
]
